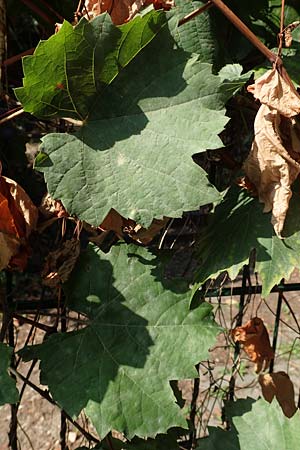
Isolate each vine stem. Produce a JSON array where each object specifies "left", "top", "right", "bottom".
[
  {"left": 19, "top": 0, "right": 54, "bottom": 25},
  {"left": 180, "top": 0, "right": 297, "bottom": 92},
  {"left": 178, "top": 0, "right": 278, "bottom": 65},
  {"left": 178, "top": 1, "right": 213, "bottom": 27},
  {"left": 209, "top": 0, "right": 278, "bottom": 64}
]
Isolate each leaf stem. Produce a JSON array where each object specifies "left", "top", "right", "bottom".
[
  {"left": 178, "top": 1, "right": 213, "bottom": 27},
  {"left": 209, "top": 0, "right": 278, "bottom": 65}
]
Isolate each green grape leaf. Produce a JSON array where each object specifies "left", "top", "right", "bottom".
[
  {"left": 172, "top": 0, "right": 219, "bottom": 62},
  {"left": 15, "top": 12, "right": 167, "bottom": 120},
  {"left": 194, "top": 186, "right": 300, "bottom": 297},
  {"left": 0, "top": 343, "right": 19, "bottom": 406},
  {"left": 20, "top": 244, "right": 220, "bottom": 438},
  {"left": 197, "top": 398, "right": 300, "bottom": 450},
  {"left": 15, "top": 12, "right": 246, "bottom": 227}
]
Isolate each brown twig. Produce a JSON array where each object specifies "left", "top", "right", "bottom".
[
  {"left": 19, "top": 0, "right": 54, "bottom": 25},
  {"left": 209, "top": 0, "right": 278, "bottom": 65},
  {"left": 276, "top": 0, "right": 285, "bottom": 60},
  {"left": 2, "top": 48, "right": 35, "bottom": 67},
  {"left": 178, "top": 1, "right": 213, "bottom": 27},
  {"left": 38, "top": 0, "right": 65, "bottom": 22},
  {"left": 0, "top": 108, "right": 24, "bottom": 125}
]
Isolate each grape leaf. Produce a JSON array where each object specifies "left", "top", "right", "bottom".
[
  {"left": 0, "top": 343, "right": 19, "bottom": 406},
  {"left": 172, "top": 0, "right": 219, "bottom": 62},
  {"left": 15, "top": 11, "right": 245, "bottom": 227},
  {"left": 197, "top": 398, "right": 300, "bottom": 450},
  {"left": 194, "top": 185, "right": 300, "bottom": 297},
  {"left": 20, "top": 244, "right": 220, "bottom": 438}
]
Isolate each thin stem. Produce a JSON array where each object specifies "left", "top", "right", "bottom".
[
  {"left": 60, "top": 307, "right": 67, "bottom": 450},
  {"left": 280, "top": 0, "right": 285, "bottom": 35},
  {"left": 277, "top": 0, "right": 285, "bottom": 58},
  {"left": 281, "top": 294, "right": 300, "bottom": 334},
  {"left": 189, "top": 364, "right": 200, "bottom": 448},
  {"left": 19, "top": 0, "right": 54, "bottom": 25},
  {"left": 8, "top": 303, "right": 18, "bottom": 450},
  {"left": 178, "top": 1, "right": 213, "bottom": 27},
  {"left": 3, "top": 48, "right": 35, "bottom": 67},
  {"left": 38, "top": 0, "right": 65, "bottom": 22},
  {"left": 210, "top": 0, "right": 278, "bottom": 65},
  {"left": 269, "top": 282, "right": 284, "bottom": 373},
  {"left": 229, "top": 265, "right": 248, "bottom": 401},
  {"left": 0, "top": 108, "right": 24, "bottom": 125}
]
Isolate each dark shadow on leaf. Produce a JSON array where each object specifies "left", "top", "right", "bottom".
[
  {"left": 280, "top": 191, "right": 300, "bottom": 238},
  {"left": 127, "top": 248, "right": 190, "bottom": 294},
  {"left": 20, "top": 251, "right": 153, "bottom": 417},
  {"left": 70, "top": 23, "right": 189, "bottom": 151},
  {"left": 194, "top": 185, "right": 273, "bottom": 285}
]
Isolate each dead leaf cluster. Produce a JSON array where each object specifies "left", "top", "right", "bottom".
[
  {"left": 41, "top": 239, "right": 81, "bottom": 288},
  {"left": 84, "top": 0, "right": 174, "bottom": 24},
  {"left": 231, "top": 317, "right": 274, "bottom": 373},
  {"left": 259, "top": 371, "right": 297, "bottom": 418},
  {"left": 0, "top": 163, "right": 38, "bottom": 271},
  {"left": 40, "top": 193, "right": 68, "bottom": 219},
  {"left": 243, "top": 68, "right": 300, "bottom": 238}
]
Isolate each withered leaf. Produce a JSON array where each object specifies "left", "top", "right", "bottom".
[
  {"left": 0, "top": 165, "right": 38, "bottom": 271},
  {"left": 283, "top": 21, "right": 300, "bottom": 48},
  {"left": 231, "top": 317, "right": 274, "bottom": 373},
  {"left": 39, "top": 193, "right": 68, "bottom": 219},
  {"left": 259, "top": 371, "right": 297, "bottom": 418},
  {"left": 42, "top": 239, "right": 81, "bottom": 288},
  {"left": 99, "top": 208, "right": 168, "bottom": 244},
  {"left": 99, "top": 208, "right": 136, "bottom": 238},
  {"left": 243, "top": 68, "right": 300, "bottom": 238},
  {"left": 84, "top": 0, "right": 174, "bottom": 24}
]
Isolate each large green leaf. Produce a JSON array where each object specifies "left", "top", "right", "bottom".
[
  {"left": 15, "top": 12, "right": 167, "bottom": 120},
  {"left": 0, "top": 343, "right": 19, "bottom": 406},
  {"left": 194, "top": 186, "right": 300, "bottom": 297},
  {"left": 15, "top": 11, "right": 247, "bottom": 227},
  {"left": 197, "top": 398, "right": 300, "bottom": 450},
  {"left": 172, "top": 0, "right": 219, "bottom": 63},
  {"left": 20, "top": 244, "right": 220, "bottom": 438}
]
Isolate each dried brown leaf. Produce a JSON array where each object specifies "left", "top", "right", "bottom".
[
  {"left": 99, "top": 209, "right": 168, "bottom": 244},
  {"left": 231, "top": 317, "right": 274, "bottom": 373},
  {"left": 0, "top": 233, "right": 19, "bottom": 271},
  {"left": 283, "top": 21, "right": 300, "bottom": 48},
  {"left": 84, "top": 0, "right": 174, "bottom": 24},
  {"left": 42, "top": 239, "right": 81, "bottom": 288},
  {"left": 99, "top": 208, "right": 136, "bottom": 238},
  {"left": 259, "top": 371, "right": 297, "bottom": 418},
  {"left": 243, "top": 69, "right": 300, "bottom": 237},
  {"left": 0, "top": 164, "right": 38, "bottom": 270},
  {"left": 127, "top": 217, "right": 169, "bottom": 244},
  {"left": 40, "top": 193, "right": 68, "bottom": 219}
]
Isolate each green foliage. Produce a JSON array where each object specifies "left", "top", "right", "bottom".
[
  {"left": 194, "top": 186, "right": 300, "bottom": 297},
  {"left": 21, "top": 244, "right": 220, "bottom": 438},
  {"left": 197, "top": 398, "right": 300, "bottom": 450},
  {"left": 172, "top": 0, "right": 220, "bottom": 63},
  {"left": 15, "top": 11, "right": 249, "bottom": 227},
  {"left": 4, "top": 1, "right": 300, "bottom": 448},
  {"left": 0, "top": 343, "right": 19, "bottom": 406}
]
